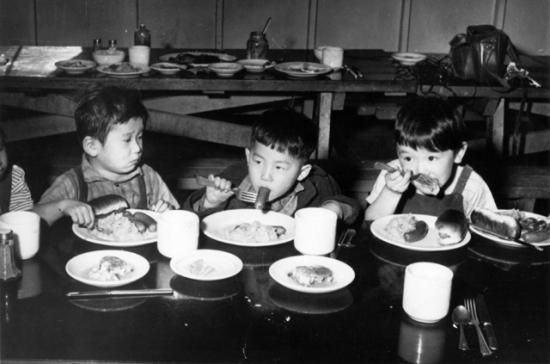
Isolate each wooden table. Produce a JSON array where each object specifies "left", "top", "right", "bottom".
[
  {"left": 1, "top": 219, "right": 549, "bottom": 363},
  {"left": 1, "top": 46, "right": 549, "bottom": 158}
]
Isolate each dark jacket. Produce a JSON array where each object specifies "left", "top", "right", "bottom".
[{"left": 181, "top": 162, "right": 361, "bottom": 225}]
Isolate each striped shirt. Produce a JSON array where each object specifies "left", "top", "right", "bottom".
[{"left": 10, "top": 164, "right": 34, "bottom": 211}]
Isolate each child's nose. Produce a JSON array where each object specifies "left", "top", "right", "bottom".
[{"left": 260, "top": 166, "right": 273, "bottom": 181}]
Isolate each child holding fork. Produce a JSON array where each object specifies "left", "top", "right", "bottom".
[
  {"left": 365, "top": 97, "right": 496, "bottom": 220},
  {"left": 182, "top": 108, "right": 360, "bottom": 224}
]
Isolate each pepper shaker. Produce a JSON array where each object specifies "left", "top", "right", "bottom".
[{"left": 0, "top": 229, "right": 21, "bottom": 281}]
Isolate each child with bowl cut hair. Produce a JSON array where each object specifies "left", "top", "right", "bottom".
[
  {"left": 182, "top": 108, "right": 360, "bottom": 224},
  {"left": 0, "top": 127, "right": 33, "bottom": 213},
  {"left": 34, "top": 86, "right": 179, "bottom": 227},
  {"left": 365, "top": 97, "right": 496, "bottom": 220}
]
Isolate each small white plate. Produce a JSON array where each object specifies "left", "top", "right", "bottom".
[
  {"left": 202, "top": 209, "right": 295, "bottom": 246},
  {"left": 55, "top": 59, "right": 96, "bottom": 75},
  {"left": 170, "top": 249, "right": 243, "bottom": 281},
  {"left": 97, "top": 63, "right": 149, "bottom": 78},
  {"left": 274, "top": 62, "right": 332, "bottom": 78},
  {"left": 269, "top": 255, "right": 355, "bottom": 294},
  {"left": 470, "top": 209, "right": 550, "bottom": 248},
  {"left": 65, "top": 250, "right": 150, "bottom": 288},
  {"left": 159, "top": 52, "right": 237, "bottom": 67},
  {"left": 391, "top": 52, "right": 427, "bottom": 66},
  {"left": 72, "top": 209, "right": 159, "bottom": 247},
  {"left": 370, "top": 214, "right": 471, "bottom": 251},
  {"left": 150, "top": 62, "right": 185, "bottom": 75}
]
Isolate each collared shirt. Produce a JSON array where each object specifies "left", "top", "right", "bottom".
[{"left": 39, "top": 155, "right": 179, "bottom": 209}]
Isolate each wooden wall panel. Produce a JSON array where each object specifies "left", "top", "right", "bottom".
[
  {"left": 223, "top": 0, "right": 310, "bottom": 49},
  {"left": 35, "top": 0, "right": 136, "bottom": 46},
  {"left": 0, "top": 0, "right": 35, "bottom": 45},
  {"left": 407, "top": 0, "right": 496, "bottom": 53},
  {"left": 139, "top": 0, "right": 217, "bottom": 48},
  {"left": 504, "top": 0, "right": 550, "bottom": 55},
  {"left": 316, "top": 0, "right": 402, "bottom": 50}
]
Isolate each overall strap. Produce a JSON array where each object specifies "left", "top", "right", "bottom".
[
  {"left": 0, "top": 169, "right": 12, "bottom": 213},
  {"left": 74, "top": 166, "right": 88, "bottom": 202},
  {"left": 452, "top": 165, "right": 473, "bottom": 195},
  {"left": 137, "top": 172, "right": 147, "bottom": 209}
]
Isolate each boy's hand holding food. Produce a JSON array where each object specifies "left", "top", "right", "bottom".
[
  {"left": 62, "top": 200, "right": 95, "bottom": 228},
  {"left": 384, "top": 169, "right": 412, "bottom": 194},
  {"left": 204, "top": 175, "right": 235, "bottom": 209}
]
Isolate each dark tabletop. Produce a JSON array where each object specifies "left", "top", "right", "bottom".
[{"left": 1, "top": 218, "right": 549, "bottom": 364}]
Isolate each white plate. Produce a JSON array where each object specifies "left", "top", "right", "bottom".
[
  {"left": 65, "top": 250, "right": 150, "bottom": 288},
  {"left": 391, "top": 52, "right": 427, "bottom": 66},
  {"left": 470, "top": 209, "right": 550, "bottom": 248},
  {"left": 170, "top": 249, "right": 243, "bottom": 281},
  {"left": 97, "top": 63, "right": 149, "bottom": 78},
  {"left": 72, "top": 209, "right": 159, "bottom": 247},
  {"left": 370, "top": 214, "right": 471, "bottom": 251},
  {"left": 274, "top": 62, "right": 332, "bottom": 78},
  {"left": 202, "top": 209, "right": 295, "bottom": 247},
  {"left": 269, "top": 255, "right": 355, "bottom": 294},
  {"left": 55, "top": 59, "right": 96, "bottom": 75},
  {"left": 159, "top": 52, "right": 237, "bottom": 67},
  {"left": 150, "top": 62, "right": 185, "bottom": 75}
]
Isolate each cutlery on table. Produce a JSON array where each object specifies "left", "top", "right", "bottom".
[
  {"left": 195, "top": 175, "right": 258, "bottom": 203},
  {"left": 66, "top": 288, "right": 173, "bottom": 298},
  {"left": 465, "top": 297, "right": 493, "bottom": 357},
  {"left": 476, "top": 294, "right": 498, "bottom": 350},
  {"left": 452, "top": 305, "right": 471, "bottom": 351},
  {"left": 330, "top": 228, "right": 357, "bottom": 258}
]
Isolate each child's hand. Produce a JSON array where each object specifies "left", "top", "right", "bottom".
[
  {"left": 384, "top": 169, "right": 412, "bottom": 194},
  {"left": 150, "top": 199, "right": 173, "bottom": 213},
  {"left": 204, "top": 175, "right": 235, "bottom": 209},
  {"left": 321, "top": 201, "right": 344, "bottom": 219},
  {"left": 63, "top": 200, "right": 95, "bottom": 228}
]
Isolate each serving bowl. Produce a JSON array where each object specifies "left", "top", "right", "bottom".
[
  {"left": 92, "top": 49, "right": 125, "bottom": 66},
  {"left": 391, "top": 52, "right": 427, "bottom": 66},
  {"left": 208, "top": 62, "right": 243, "bottom": 77},
  {"left": 237, "top": 59, "right": 273, "bottom": 73}
]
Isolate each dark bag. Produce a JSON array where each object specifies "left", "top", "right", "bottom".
[{"left": 449, "top": 25, "right": 519, "bottom": 84}]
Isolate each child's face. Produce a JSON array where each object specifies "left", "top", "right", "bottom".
[
  {"left": 94, "top": 117, "right": 144, "bottom": 176},
  {"left": 245, "top": 142, "right": 310, "bottom": 201},
  {"left": 0, "top": 142, "right": 8, "bottom": 180},
  {"left": 396, "top": 144, "right": 466, "bottom": 189}
]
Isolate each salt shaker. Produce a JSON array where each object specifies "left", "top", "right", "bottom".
[
  {"left": 134, "top": 24, "right": 151, "bottom": 46},
  {"left": 92, "top": 38, "right": 102, "bottom": 52},
  {"left": 0, "top": 229, "right": 21, "bottom": 281},
  {"left": 246, "top": 31, "right": 268, "bottom": 59}
]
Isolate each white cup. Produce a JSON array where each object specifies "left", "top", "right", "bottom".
[
  {"left": 314, "top": 46, "right": 344, "bottom": 69},
  {"left": 402, "top": 262, "right": 453, "bottom": 323},
  {"left": 157, "top": 210, "right": 199, "bottom": 258},
  {"left": 294, "top": 207, "right": 337, "bottom": 255},
  {"left": 0, "top": 211, "right": 40, "bottom": 260},
  {"left": 129, "top": 45, "right": 150, "bottom": 68}
]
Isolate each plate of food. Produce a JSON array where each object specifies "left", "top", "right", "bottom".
[
  {"left": 170, "top": 249, "right": 243, "bottom": 281},
  {"left": 202, "top": 209, "right": 295, "bottom": 247},
  {"left": 391, "top": 52, "right": 427, "bottom": 66},
  {"left": 370, "top": 211, "right": 471, "bottom": 251},
  {"left": 470, "top": 208, "right": 550, "bottom": 248},
  {"left": 97, "top": 62, "right": 149, "bottom": 78},
  {"left": 65, "top": 250, "right": 150, "bottom": 288},
  {"left": 269, "top": 255, "right": 355, "bottom": 294},
  {"left": 150, "top": 62, "right": 186, "bottom": 75},
  {"left": 55, "top": 59, "right": 96, "bottom": 75},
  {"left": 159, "top": 51, "right": 237, "bottom": 67},
  {"left": 72, "top": 208, "right": 159, "bottom": 247},
  {"left": 274, "top": 62, "right": 332, "bottom": 78}
]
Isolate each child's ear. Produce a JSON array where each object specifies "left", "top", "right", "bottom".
[
  {"left": 82, "top": 136, "right": 101, "bottom": 157},
  {"left": 297, "top": 163, "right": 312, "bottom": 182},
  {"left": 454, "top": 142, "right": 468, "bottom": 164}
]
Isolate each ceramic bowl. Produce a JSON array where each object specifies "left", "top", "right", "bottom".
[
  {"left": 55, "top": 59, "right": 96, "bottom": 75},
  {"left": 237, "top": 59, "right": 272, "bottom": 73},
  {"left": 92, "top": 49, "right": 126, "bottom": 66},
  {"left": 391, "top": 52, "right": 427, "bottom": 66},
  {"left": 208, "top": 62, "right": 243, "bottom": 77}
]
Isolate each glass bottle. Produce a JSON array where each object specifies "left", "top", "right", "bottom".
[
  {"left": 92, "top": 38, "right": 102, "bottom": 52},
  {"left": 0, "top": 229, "right": 21, "bottom": 281},
  {"left": 107, "top": 39, "right": 117, "bottom": 54},
  {"left": 246, "top": 31, "right": 268, "bottom": 59},
  {"left": 134, "top": 24, "right": 151, "bottom": 46}
]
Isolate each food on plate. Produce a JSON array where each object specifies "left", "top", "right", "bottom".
[
  {"left": 385, "top": 214, "right": 429, "bottom": 243},
  {"left": 168, "top": 53, "right": 221, "bottom": 65},
  {"left": 471, "top": 208, "right": 550, "bottom": 243},
  {"left": 106, "top": 62, "right": 141, "bottom": 73},
  {"left": 89, "top": 194, "right": 130, "bottom": 218},
  {"left": 225, "top": 221, "right": 287, "bottom": 244},
  {"left": 470, "top": 208, "right": 521, "bottom": 240},
  {"left": 60, "top": 60, "right": 89, "bottom": 68},
  {"left": 435, "top": 209, "right": 468, "bottom": 245},
  {"left": 88, "top": 256, "right": 134, "bottom": 281},
  {"left": 288, "top": 265, "right": 334, "bottom": 287},
  {"left": 125, "top": 211, "right": 157, "bottom": 233},
  {"left": 187, "top": 259, "right": 215, "bottom": 276}
]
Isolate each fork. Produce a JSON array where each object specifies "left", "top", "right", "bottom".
[
  {"left": 194, "top": 175, "right": 257, "bottom": 203},
  {"left": 465, "top": 298, "right": 493, "bottom": 357}
]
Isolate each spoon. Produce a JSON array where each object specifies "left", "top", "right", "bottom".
[{"left": 452, "top": 305, "right": 471, "bottom": 351}]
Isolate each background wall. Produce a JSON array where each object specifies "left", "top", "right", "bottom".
[{"left": 0, "top": 0, "right": 548, "bottom": 55}]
